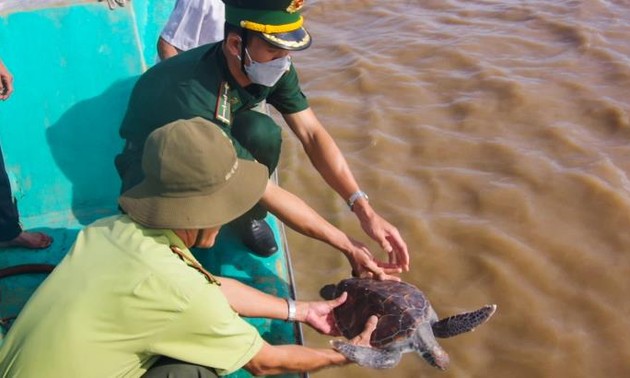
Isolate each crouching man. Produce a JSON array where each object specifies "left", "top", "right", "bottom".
[{"left": 0, "top": 118, "right": 377, "bottom": 377}]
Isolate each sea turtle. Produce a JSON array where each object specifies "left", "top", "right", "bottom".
[{"left": 320, "top": 278, "right": 497, "bottom": 370}]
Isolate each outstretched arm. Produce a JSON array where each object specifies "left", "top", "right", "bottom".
[
  {"left": 261, "top": 181, "right": 402, "bottom": 280},
  {"left": 218, "top": 275, "right": 346, "bottom": 335},
  {"left": 243, "top": 316, "right": 379, "bottom": 375},
  {"left": 283, "top": 108, "right": 410, "bottom": 271}
]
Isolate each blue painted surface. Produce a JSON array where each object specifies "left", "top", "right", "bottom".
[{"left": 0, "top": 2, "right": 301, "bottom": 376}]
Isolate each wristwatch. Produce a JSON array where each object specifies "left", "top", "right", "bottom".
[
  {"left": 286, "top": 298, "right": 297, "bottom": 322},
  {"left": 347, "top": 190, "right": 369, "bottom": 210}
]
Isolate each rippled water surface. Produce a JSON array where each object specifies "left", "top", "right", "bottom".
[{"left": 275, "top": 1, "right": 630, "bottom": 377}]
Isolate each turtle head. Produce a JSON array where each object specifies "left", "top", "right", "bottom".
[
  {"left": 421, "top": 346, "right": 450, "bottom": 370},
  {"left": 319, "top": 284, "right": 338, "bottom": 300}
]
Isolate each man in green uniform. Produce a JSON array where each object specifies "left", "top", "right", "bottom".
[
  {"left": 0, "top": 118, "right": 378, "bottom": 377},
  {"left": 115, "top": 0, "right": 409, "bottom": 279}
]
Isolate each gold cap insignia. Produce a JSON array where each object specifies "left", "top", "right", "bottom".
[{"left": 286, "top": 0, "right": 304, "bottom": 13}]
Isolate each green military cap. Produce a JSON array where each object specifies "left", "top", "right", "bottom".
[{"left": 223, "top": 0, "right": 312, "bottom": 51}]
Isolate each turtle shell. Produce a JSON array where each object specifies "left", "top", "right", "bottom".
[{"left": 327, "top": 278, "right": 431, "bottom": 348}]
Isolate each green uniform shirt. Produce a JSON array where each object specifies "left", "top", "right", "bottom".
[
  {"left": 119, "top": 42, "right": 309, "bottom": 147},
  {"left": 0, "top": 216, "right": 262, "bottom": 378}
]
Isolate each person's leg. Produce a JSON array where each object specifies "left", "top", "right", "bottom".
[
  {"left": 0, "top": 145, "right": 21, "bottom": 242},
  {"left": 230, "top": 110, "right": 282, "bottom": 175},
  {"left": 227, "top": 111, "right": 283, "bottom": 257},
  {"left": 0, "top": 145, "right": 52, "bottom": 249},
  {"left": 142, "top": 356, "right": 218, "bottom": 378}
]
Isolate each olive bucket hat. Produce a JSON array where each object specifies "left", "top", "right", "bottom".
[
  {"left": 119, "top": 117, "right": 269, "bottom": 229},
  {"left": 223, "top": 0, "right": 312, "bottom": 51}
]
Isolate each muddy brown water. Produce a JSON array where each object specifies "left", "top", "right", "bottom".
[{"left": 273, "top": 1, "right": 630, "bottom": 377}]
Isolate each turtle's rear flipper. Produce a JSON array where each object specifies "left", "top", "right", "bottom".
[
  {"left": 331, "top": 340, "right": 401, "bottom": 369},
  {"left": 432, "top": 304, "right": 497, "bottom": 338}
]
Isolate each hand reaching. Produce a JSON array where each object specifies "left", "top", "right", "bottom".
[
  {"left": 356, "top": 209, "right": 410, "bottom": 272},
  {"left": 345, "top": 238, "right": 402, "bottom": 281}
]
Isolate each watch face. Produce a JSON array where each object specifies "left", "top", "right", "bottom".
[{"left": 348, "top": 191, "right": 369, "bottom": 209}]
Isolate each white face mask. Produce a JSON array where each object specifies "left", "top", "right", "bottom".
[{"left": 242, "top": 48, "right": 291, "bottom": 87}]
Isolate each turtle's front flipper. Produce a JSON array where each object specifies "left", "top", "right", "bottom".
[
  {"left": 432, "top": 304, "right": 497, "bottom": 338},
  {"left": 331, "top": 340, "right": 401, "bottom": 369}
]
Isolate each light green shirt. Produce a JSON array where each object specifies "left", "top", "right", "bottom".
[{"left": 0, "top": 215, "right": 262, "bottom": 377}]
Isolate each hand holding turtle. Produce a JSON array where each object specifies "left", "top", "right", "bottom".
[
  {"left": 348, "top": 315, "right": 379, "bottom": 347},
  {"left": 323, "top": 278, "right": 497, "bottom": 370},
  {"left": 332, "top": 315, "right": 379, "bottom": 365},
  {"left": 299, "top": 292, "right": 348, "bottom": 336}
]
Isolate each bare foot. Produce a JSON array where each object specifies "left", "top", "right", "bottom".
[{"left": 0, "top": 231, "right": 53, "bottom": 249}]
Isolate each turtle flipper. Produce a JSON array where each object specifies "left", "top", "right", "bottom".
[
  {"left": 432, "top": 304, "right": 497, "bottom": 338},
  {"left": 331, "top": 340, "right": 401, "bottom": 369}
]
